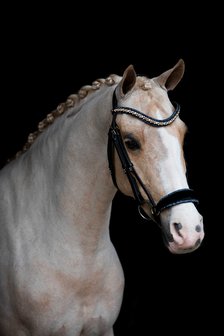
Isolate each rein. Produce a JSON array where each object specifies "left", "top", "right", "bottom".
[{"left": 107, "top": 90, "right": 199, "bottom": 224}]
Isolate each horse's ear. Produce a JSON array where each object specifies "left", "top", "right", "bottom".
[
  {"left": 116, "top": 64, "right": 137, "bottom": 97},
  {"left": 154, "top": 59, "right": 185, "bottom": 91}
]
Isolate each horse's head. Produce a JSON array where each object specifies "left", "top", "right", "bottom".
[{"left": 109, "top": 59, "right": 204, "bottom": 254}]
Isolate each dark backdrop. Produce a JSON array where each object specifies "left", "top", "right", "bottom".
[{"left": 1, "top": 3, "right": 222, "bottom": 335}]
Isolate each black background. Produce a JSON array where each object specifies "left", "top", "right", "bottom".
[{"left": 1, "top": 3, "right": 222, "bottom": 335}]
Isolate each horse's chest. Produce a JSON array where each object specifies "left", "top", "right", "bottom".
[{"left": 14, "top": 259, "right": 124, "bottom": 335}]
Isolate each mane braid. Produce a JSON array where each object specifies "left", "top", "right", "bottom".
[{"left": 8, "top": 75, "right": 118, "bottom": 163}]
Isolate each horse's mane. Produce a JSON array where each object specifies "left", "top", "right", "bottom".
[
  {"left": 9, "top": 74, "right": 121, "bottom": 162},
  {"left": 7, "top": 70, "right": 152, "bottom": 164}
]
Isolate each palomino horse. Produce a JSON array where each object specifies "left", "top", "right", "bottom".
[{"left": 0, "top": 59, "right": 204, "bottom": 335}]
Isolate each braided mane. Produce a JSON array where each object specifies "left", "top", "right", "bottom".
[{"left": 11, "top": 74, "right": 121, "bottom": 162}]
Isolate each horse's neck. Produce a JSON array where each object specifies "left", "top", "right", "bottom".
[
  {"left": 56, "top": 93, "right": 116, "bottom": 249},
  {"left": 2, "top": 86, "right": 116, "bottom": 252}
]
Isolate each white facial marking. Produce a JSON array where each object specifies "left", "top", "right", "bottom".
[
  {"left": 154, "top": 110, "right": 204, "bottom": 254},
  {"left": 157, "top": 127, "right": 187, "bottom": 193}
]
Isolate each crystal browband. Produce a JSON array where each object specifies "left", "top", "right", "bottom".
[{"left": 112, "top": 101, "right": 180, "bottom": 127}]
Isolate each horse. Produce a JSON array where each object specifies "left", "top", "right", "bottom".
[{"left": 0, "top": 59, "right": 204, "bottom": 335}]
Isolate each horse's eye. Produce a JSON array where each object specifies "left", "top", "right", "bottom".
[{"left": 124, "top": 137, "right": 140, "bottom": 151}]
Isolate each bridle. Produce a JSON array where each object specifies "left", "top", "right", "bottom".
[{"left": 107, "top": 90, "right": 199, "bottom": 224}]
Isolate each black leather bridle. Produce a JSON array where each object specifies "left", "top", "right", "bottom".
[{"left": 107, "top": 91, "right": 199, "bottom": 224}]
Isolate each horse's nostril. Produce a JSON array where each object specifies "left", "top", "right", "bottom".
[
  {"left": 174, "top": 222, "right": 182, "bottom": 231},
  {"left": 195, "top": 225, "right": 201, "bottom": 232}
]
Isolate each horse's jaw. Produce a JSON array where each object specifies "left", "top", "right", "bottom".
[{"left": 160, "top": 203, "right": 204, "bottom": 254}]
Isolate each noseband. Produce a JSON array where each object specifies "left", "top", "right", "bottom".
[{"left": 107, "top": 91, "right": 199, "bottom": 224}]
